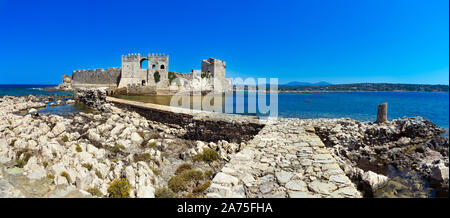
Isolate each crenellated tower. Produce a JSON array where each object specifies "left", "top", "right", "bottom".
[{"left": 118, "top": 53, "right": 169, "bottom": 89}]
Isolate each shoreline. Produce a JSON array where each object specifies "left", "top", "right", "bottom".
[
  {"left": 235, "top": 90, "right": 450, "bottom": 94},
  {"left": 0, "top": 90, "right": 448, "bottom": 198}
]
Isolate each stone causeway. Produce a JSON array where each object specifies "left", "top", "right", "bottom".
[{"left": 206, "top": 118, "right": 362, "bottom": 198}]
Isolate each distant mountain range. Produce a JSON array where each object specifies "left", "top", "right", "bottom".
[
  {"left": 234, "top": 82, "right": 448, "bottom": 92},
  {"left": 278, "top": 83, "right": 449, "bottom": 92},
  {"left": 283, "top": 81, "right": 333, "bottom": 86}
]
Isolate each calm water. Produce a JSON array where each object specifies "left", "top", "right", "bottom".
[
  {"left": 0, "top": 85, "right": 84, "bottom": 116},
  {"left": 114, "top": 91, "right": 449, "bottom": 129},
  {"left": 2, "top": 86, "right": 448, "bottom": 134}
]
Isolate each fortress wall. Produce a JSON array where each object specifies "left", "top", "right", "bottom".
[
  {"left": 173, "top": 72, "right": 193, "bottom": 80},
  {"left": 106, "top": 96, "right": 264, "bottom": 143},
  {"left": 72, "top": 67, "right": 121, "bottom": 88}
]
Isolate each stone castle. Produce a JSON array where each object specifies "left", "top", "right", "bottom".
[{"left": 60, "top": 53, "right": 232, "bottom": 94}]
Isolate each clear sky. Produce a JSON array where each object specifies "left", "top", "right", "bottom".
[{"left": 0, "top": 0, "right": 448, "bottom": 85}]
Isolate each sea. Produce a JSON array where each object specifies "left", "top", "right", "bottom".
[
  {"left": 114, "top": 91, "right": 449, "bottom": 136},
  {"left": 1, "top": 85, "right": 448, "bottom": 136}
]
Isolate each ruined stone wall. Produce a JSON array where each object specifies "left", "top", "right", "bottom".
[
  {"left": 118, "top": 53, "right": 169, "bottom": 89},
  {"left": 126, "top": 84, "right": 157, "bottom": 95},
  {"left": 69, "top": 55, "right": 231, "bottom": 93},
  {"left": 118, "top": 54, "right": 143, "bottom": 87},
  {"left": 201, "top": 58, "right": 228, "bottom": 91},
  {"left": 173, "top": 72, "right": 193, "bottom": 81},
  {"left": 148, "top": 55, "right": 169, "bottom": 89},
  {"left": 111, "top": 101, "right": 264, "bottom": 143},
  {"left": 72, "top": 68, "right": 121, "bottom": 88}
]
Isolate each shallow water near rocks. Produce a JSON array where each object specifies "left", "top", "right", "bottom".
[
  {"left": 37, "top": 103, "right": 95, "bottom": 116},
  {"left": 374, "top": 166, "right": 436, "bottom": 198},
  {"left": 16, "top": 101, "right": 95, "bottom": 117},
  {"left": 358, "top": 157, "right": 446, "bottom": 198},
  {"left": 0, "top": 164, "right": 89, "bottom": 198}
]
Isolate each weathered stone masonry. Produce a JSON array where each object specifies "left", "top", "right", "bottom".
[
  {"left": 72, "top": 68, "right": 121, "bottom": 88},
  {"left": 108, "top": 97, "right": 265, "bottom": 144},
  {"left": 67, "top": 53, "right": 232, "bottom": 93}
]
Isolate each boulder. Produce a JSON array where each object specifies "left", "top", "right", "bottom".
[
  {"left": 23, "top": 156, "right": 46, "bottom": 179},
  {"left": 130, "top": 132, "right": 144, "bottom": 145},
  {"left": 124, "top": 165, "right": 136, "bottom": 187},
  {"left": 76, "top": 173, "right": 94, "bottom": 190},
  {"left": 54, "top": 175, "right": 69, "bottom": 185},
  {"left": 430, "top": 163, "right": 449, "bottom": 183},
  {"left": 212, "top": 173, "right": 239, "bottom": 186},
  {"left": 136, "top": 185, "right": 155, "bottom": 198},
  {"left": 28, "top": 108, "right": 38, "bottom": 116},
  {"left": 52, "top": 122, "right": 66, "bottom": 136},
  {"left": 361, "top": 170, "right": 389, "bottom": 193},
  {"left": 87, "top": 129, "right": 101, "bottom": 142}
]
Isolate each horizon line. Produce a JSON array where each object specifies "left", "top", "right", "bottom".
[{"left": 1, "top": 82, "right": 449, "bottom": 86}]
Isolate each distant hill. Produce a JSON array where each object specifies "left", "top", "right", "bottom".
[
  {"left": 284, "top": 81, "right": 332, "bottom": 86},
  {"left": 277, "top": 83, "right": 449, "bottom": 92}
]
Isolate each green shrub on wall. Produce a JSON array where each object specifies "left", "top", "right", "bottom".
[
  {"left": 168, "top": 72, "right": 178, "bottom": 85},
  {"left": 154, "top": 71, "right": 161, "bottom": 83}
]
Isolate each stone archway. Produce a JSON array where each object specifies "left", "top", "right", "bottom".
[{"left": 140, "top": 58, "right": 148, "bottom": 69}]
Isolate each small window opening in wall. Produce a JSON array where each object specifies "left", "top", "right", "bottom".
[
  {"left": 152, "top": 65, "right": 156, "bottom": 70},
  {"left": 160, "top": 65, "right": 165, "bottom": 69},
  {"left": 142, "top": 80, "right": 146, "bottom": 86}
]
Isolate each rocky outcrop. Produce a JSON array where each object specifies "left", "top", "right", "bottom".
[
  {"left": 360, "top": 170, "right": 389, "bottom": 195},
  {"left": 73, "top": 88, "right": 112, "bottom": 112},
  {"left": 0, "top": 95, "right": 165, "bottom": 197},
  {"left": 2, "top": 93, "right": 447, "bottom": 198},
  {"left": 308, "top": 117, "right": 448, "bottom": 197}
]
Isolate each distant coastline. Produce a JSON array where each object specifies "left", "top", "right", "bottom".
[
  {"left": 236, "top": 90, "right": 450, "bottom": 94},
  {"left": 236, "top": 83, "right": 449, "bottom": 93}
]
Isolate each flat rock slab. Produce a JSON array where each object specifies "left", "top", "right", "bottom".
[
  {"left": 207, "top": 118, "right": 362, "bottom": 198},
  {"left": 275, "top": 170, "right": 293, "bottom": 184},
  {"left": 285, "top": 180, "right": 308, "bottom": 191}
]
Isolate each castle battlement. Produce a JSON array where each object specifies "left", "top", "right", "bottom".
[
  {"left": 69, "top": 53, "right": 230, "bottom": 92},
  {"left": 73, "top": 67, "right": 120, "bottom": 74}
]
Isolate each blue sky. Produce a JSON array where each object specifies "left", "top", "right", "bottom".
[{"left": 0, "top": 0, "right": 448, "bottom": 85}]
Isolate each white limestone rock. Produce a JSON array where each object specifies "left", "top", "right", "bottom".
[
  {"left": 431, "top": 163, "right": 449, "bottom": 183},
  {"left": 212, "top": 173, "right": 239, "bottom": 186},
  {"left": 23, "top": 156, "right": 47, "bottom": 179},
  {"left": 285, "top": 180, "right": 307, "bottom": 191},
  {"left": 275, "top": 170, "right": 293, "bottom": 184},
  {"left": 308, "top": 181, "right": 337, "bottom": 195},
  {"left": 136, "top": 185, "right": 155, "bottom": 198},
  {"left": 361, "top": 170, "right": 389, "bottom": 192},
  {"left": 52, "top": 122, "right": 66, "bottom": 136},
  {"left": 28, "top": 108, "right": 38, "bottom": 115},
  {"left": 87, "top": 129, "right": 101, "bottom": 142},
  {"left": 130, "top": 132, "right": 144, "bottom": 145}
]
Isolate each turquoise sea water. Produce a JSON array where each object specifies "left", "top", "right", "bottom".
[
  {"left": 0, "top": 85, "right": 71, "bottom": 96},
  {"left": 275, "top": 92, "right": 449, "bottom": 128},
  {"left": 2, "top": 85, "right": 448, "bottom": 131},
  {"left": 116, "top": 91, "right": 449, "bottom": 128}
]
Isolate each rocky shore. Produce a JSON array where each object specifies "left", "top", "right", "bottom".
[
  {"left": 0, "top": 91, "right": 244, "bottom": 198},
  {"left": 1, "top": 89, "right": 448, "bottom": 198},
  {"left": 310, "top": 117, "right": 449, "bottom": 197}
]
